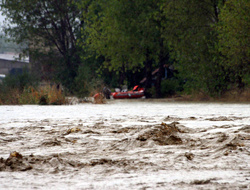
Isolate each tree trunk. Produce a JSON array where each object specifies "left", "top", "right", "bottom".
[
  {"left": 155, "top": 40, "right": 168, "bottom": 98},
  {"left": 155, "top": 61, "right": 164, "bottom": 98},
  {"left": 144, "top": 50, "right": 153, "bottom": 98},
  {"left": 119, "top": 63, "right": 126, "bottom": 87},
  {"left": 237, "top": 75, "right": 245, "bottom": 93}
]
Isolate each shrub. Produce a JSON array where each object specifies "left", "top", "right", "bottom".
[
  {"left": 41, "top": 85, "right": 65, "bottom": 105},
  {"left": 0, "top": 84, "right": 66, "bottom": 105},
  {"left": 2, "top": 69, "right": 38, "bottom": 91},
  {"left": 161, "top": 79, "right": 182, "bottom": 97},
  {"left": 0, "top": 88, "right": 20, "bottom": 105},
  {"left": 19, "top": 85, "right": 65, "bottom": 105},
  {"left": 0, "top": 70, "right": 39, "bottom": 105},
  {"left": 18, "top": 86, "right": 40, "bottom": 104},
  {"left": 74, "top": 65, "right": 105, "bottom": 98}
]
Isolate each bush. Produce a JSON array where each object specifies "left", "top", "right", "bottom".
[
  {"left": 41, "top": 85, "right": 65, "bottom": 105},
  {"left": 0, "top": 88, "right": 20, "bottom": 105},
  {"left": 0, "top": 84, "right": 66, "bottom": 105},
  {"left": 18, "top": 86, "right": 40, "bottom": 104},
  {"left": 74, "top": 64, "right": 105, "bottom": 98},
  {"left": 2, "top": 69, "right": 38, "bottom": 91},
  {"left": 161, "top": 79, "right": 182, "bottom": 97},
  {"left": 243, "top": 74, "right": 250, "bottom": 87},
  {"left": 19, "top": 85, "right": 66, "bottom": 105}
]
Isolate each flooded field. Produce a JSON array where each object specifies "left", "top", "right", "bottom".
[{"left": 0, "top": 100, "right": 250, "bottom": 189}]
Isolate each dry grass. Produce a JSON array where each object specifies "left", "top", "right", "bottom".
[
  {"left": 39, "top": 85, "right": 66, "bottom": 105},
  {"left": 176, "top": 88, "right": 250, "bottom": 102},
  {"left": 218, "top": 88, "right": 250, "bottom": 102},
  {"left": 1, "top": 85, "right": 66, "bottom": 105},
  {"left": 0, "top": 88, "right": 20, "bottom": 105}
]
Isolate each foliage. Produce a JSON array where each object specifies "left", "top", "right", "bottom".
[
  {"left": 161, "top": 79, "right": 183, "bottom": 97},
  {"left": 0, "top": 33, "right": 26, "bottom": 53},
  {"left": 161, "top": 0, "right": 227, "bottom": 96},
  {"left": 0, "top": 88, "right": 20, "bottom": 105},
  {"left": 19, "top": 85, "right": 66, "bottom": 105},
  {"left": 85, "top": 0, "right": 144, "bottom": 72},
  {"left": 84, "top": 0, "right": 170, "bottom": 96},
  {"left": 0, "top": 69, "right": 38, "bottom": 91},
  {"left": 74, "top": 63, "right": 105, "bottom": 98},
  {"left": 243, "top": 74, "right": 250, "bottom": 86},
  {"left": 1, "top": 0, "right": 82, "bottom": 54},
  {"left": 0, "top": 70, "right": 65, "bottom": 105},
  {"left": 0, "top": 85, "right": 66, "bottom": 105},
  {"left": 217, "top": 0, "right": 250, "bottom": 89},
  {"left": 73, "top": 64, "right": 92, "bottom": 97},
  {"left": 1, "top": 0, "right": 88, "bottom": 90},
  {"left": 1, "top": 0, "right": 249, "bottom": 99},
  {"left": 73, "top": 50, "right": 106, "bottom": 97},
  {"left": 38, "top": 85, "right": 65, "bottom": 105},
  {"left": 0, "top": 71, "right": 35, "bottom": 104},
  {"left": 18, "top": 86, "right": 40, "bottom": 104}
]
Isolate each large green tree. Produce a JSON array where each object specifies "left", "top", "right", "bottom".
[
  {"left": 85, "top": 0, "right": 170, "bottom": 97},
  {"left": 218, "top": 0, "right": 250, "bottom": 89},
  {"left": 162, "top": 0, "right": 228, "bottom": 96},
  {"left": 1, "top": 0, "right": 89, "bottom": 90}
]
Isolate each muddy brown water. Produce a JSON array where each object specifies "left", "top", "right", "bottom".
[{"left": 0, "top": 100, "right": 249, "bottom": 189}]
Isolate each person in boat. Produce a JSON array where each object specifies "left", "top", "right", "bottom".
[
  {"left": 133, "top": 85, "right": 139, "bottom": 91},
  {"left": 133, "top": 85, "right": 144, "bottom": 92}
]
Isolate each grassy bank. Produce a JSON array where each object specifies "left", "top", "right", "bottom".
[{"left": 172, "top": 88, "right": 250, "bottom": 103}]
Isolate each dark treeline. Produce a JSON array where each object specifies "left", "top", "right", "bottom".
[{"left": 1, "top": 0, "right": 249, "bottom": 98}]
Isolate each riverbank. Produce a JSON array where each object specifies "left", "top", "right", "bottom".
[{"left": 165, "top": 88, "right": 249, "bottom": 103}]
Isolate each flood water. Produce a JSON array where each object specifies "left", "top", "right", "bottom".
[{"left": 0, "top": 100, "right": 249, "bottom": 189}]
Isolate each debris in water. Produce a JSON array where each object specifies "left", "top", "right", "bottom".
[
  {"left": 191, "top": 179, "right": 213, "bottom": 185},
  {"left": 65, "top": 127, "right": 82, "bottom": 135},
  {"left": 9, "top": 151, "right": 23, "bottom": 159},
  {"left": 0, "top": 152, "right": 33, "bottom": 172},
  {"left": 42, "top": 138, "right": 62, "bottom": 146},
  {"left": 185, "top": 152, "right": 194, "bottom": 160},
  {"left": 161, "top": 122, "right": 181, "bottom": 133},
  {"left": 136, "top": 122, "right": 183, "bottom": 145},
  {"left": 206, "top": 116, "right": 232, "bottom": 121}
]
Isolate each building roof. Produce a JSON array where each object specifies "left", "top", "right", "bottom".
[{"left": 0, "top": 53, "right": 29, "bottom": 63}]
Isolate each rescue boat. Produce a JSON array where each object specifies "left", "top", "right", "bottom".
[{"left": 111, "top": 85, "right": 145, "bottom": 99}]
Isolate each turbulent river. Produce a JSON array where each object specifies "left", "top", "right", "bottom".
[{"left": 0, "top": 100, "right": 249, "bottom": 189}]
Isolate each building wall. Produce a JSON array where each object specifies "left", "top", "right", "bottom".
[{"left": 0, "top": 59, "right": 30, "bottom": 75}]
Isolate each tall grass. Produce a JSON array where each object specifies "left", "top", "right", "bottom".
[
  {"left": 20, "top": 85, "right": 65, "bottom": 105},
  {"left": 0, "top": 85, "right": 66, "bottom": 105},
  {"left": 0, "top": 88, "right": 20, "bottom": 105}
]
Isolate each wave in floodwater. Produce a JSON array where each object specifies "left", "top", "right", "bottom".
[{"left": 0, "top": 101, "right": 249, "bottom": 189}]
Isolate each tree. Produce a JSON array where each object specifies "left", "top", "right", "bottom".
[
  {"left": 85, "top": 0, "right": 170, "bottom": 97},
  {"left": 0, "top": 31, "right": 26, "bottom": 53},
  {"left": 162, "top": 0, "right": 229, "bottom": 96},
  {"left": 1, "top": 0, "right": 88, "bottom": 90},
  {"left": 218, "top": 0, "right": 250, "bottom": 89}
]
